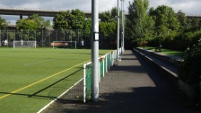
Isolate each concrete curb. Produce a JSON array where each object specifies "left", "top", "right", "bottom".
[{"left": 133, "top": 48, "right": 179, "bottom": 87}]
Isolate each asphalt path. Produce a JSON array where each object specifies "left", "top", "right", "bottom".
[{"left": 43, "top": 50, "right": 200, "bottom": 113}]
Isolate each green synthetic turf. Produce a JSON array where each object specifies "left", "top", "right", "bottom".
[{"left": 0, "top": 48, "right": 111, "bottom": 113}]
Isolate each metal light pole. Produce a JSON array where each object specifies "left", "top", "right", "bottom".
[
  {"left": 91, "top": 0, "right": 99, "bottom": 102},
  {"left": 121, "top": 0, "right": 123, "bottom": 53},
  {"left": 116, "top": 0, "right": 120, "bottom": 62},
  {"left": 121, "top": 0, "right": 125, "bottom": 52}
]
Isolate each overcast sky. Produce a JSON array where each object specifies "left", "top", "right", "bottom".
[{"left": 0, "top": 0, "right": 201, "bottom": 24}]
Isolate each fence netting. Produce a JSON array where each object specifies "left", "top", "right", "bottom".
[
  {"left": 0, "top": 29, "right": 117, "bottom": 49},
  {"left": 0, "top": 29, "right": 90, "bottom": 48}
]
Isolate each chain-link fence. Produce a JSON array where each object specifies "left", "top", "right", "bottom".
[
  {"left": 0, "top": 29, "right": 92, "bottom": 48},
  {"left": 0, "top": 29, "right": 117, "bottom": 49}
]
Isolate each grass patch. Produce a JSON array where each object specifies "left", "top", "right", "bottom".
[
  {"left": 139, "top": 46, "right": 184, "bottom": 56},
  {"left": 0, "top": 48, "right": 111, "bottom": 113},
  {"left": 159, "top": 49, "right": 184, "bottom": 56}
]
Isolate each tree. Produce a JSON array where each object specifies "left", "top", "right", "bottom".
[
  {"left": 99, "top": 7, "right": 118, "bottom": 22},
  {"left": 82, "top": 18, "right": 91, "bottom": 47},
  {"left": 71, "top": 9, "right": 86, "bottom": 29},
  {"left": 53, "top": 9, "right": 85, "bottom": 30},
  {"left": 100, "top": 10, "right": 112, "bottom": 22},
  {"left": 190, "top": 18, "right": 200, "bottom": 30},
  {"left": 83, "top": 18, "right": 91, "bottom": 37},
  {"left": 126, "top": 0, "right": 154, "bottom": 46},
  {"left": 53, "top": 10, "right": 72, "bottom": 30},
  {"left": 0, "top": 16, "right": 8, "bottom": 30},
  {"left": 16, "top": 14, "right": 50, "bottom": 41},
  {"left": 176, "top": 10, "right": 187, "bottom": 31},
  {"left": 16, "top": 14, "right": 50, "bottom": 30},
  {"left": 149, "top": 5, "right": 180, "bottom": 35},
  {"left": 99, "top": 7, "right": 118, "bottom": 48},
  {"left": 99, "top": 21, "right": 117, "bottom": 48}
]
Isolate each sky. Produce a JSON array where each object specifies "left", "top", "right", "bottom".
[{"left": 0, "top": 0, "right": 201, "bottom": 24}]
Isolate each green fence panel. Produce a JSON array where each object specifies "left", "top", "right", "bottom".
[
  {"left": 84, "top": 51, "right": 116, "bottom": 102},
  {"left": 99, "top": 60, "right": 103, "bottom": 77},
  {"left": 108, "top": 53, "right": 112, "bottom": 68},
  {"left": 104, "top": 57, "right": 107, "bottom": 74},
  {"left": 86, "top": 65, "right": 92, "bottom": 99}
]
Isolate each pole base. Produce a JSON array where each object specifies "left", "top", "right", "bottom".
[{"left": 113, "top": 57, "right": 121, "bottom": 66}]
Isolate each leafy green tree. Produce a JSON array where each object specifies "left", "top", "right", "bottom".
[
  {"left": 190, "top": 18, "right": 200, "bottom": 30},
  {"left": 100, "top": 7, "right": 118, "bottom": 22},
  {"left": 127, "top": 0, "right": 154, "bottom": 46},
  {"left": 99, "top": 7, "right": 119, "bottom": 48},
  {"left": 53, "top": 9, "right": 85, "bottom": 30},
  {"left": 111, "top": 7, "right": 118, "bottom": 18},
  {"left": 16, "top": 19, "right": 37, "bottom": 30},
  {"left": 16, "top": 14, "right": 50, "bottom": 30},
  {"left": 71, "top": 9, "right": 86, "bottom": 29},
  {"left": 53, "top": 10, "right": 72, "bottom": 30},
  {"left": 176, "top": 10, "right": 187, "bottom": 30},
  {"left": 99, "top": 7, "right": 118, "bottom": 36},
  {"left": 0, "top": 16, "right": 7, "bottom": 30},
  {"left": 149, "top": 5, "right": 180, "bottom": 35},
  {"left": 16, "top": 14, "right": 50, "bottom": 41},
  {"left": 82, "top": 18, "right": 91, "bottom": 47},
  {"left": 99, "top": 21, "right": 116, "bottom": 38},
  {"left": 99, "top": 21, "right": 116, "bottom": 48},
  {"left": 100, "top": 11, "right": 113, "bottom": 22},
  {"left": 83, "top": 18, "right": 91, "bottom": 37}
]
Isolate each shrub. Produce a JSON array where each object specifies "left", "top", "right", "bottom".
[{"left": 179, "top": 42, "right": 201, "bottom": 85}]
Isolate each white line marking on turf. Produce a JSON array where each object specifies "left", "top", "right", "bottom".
[
  {"left": 0, "top": 62, "right": 84, "bottom": 100},
  {"left": 37, "top": 78, "right": 83, "bottom": 113}
]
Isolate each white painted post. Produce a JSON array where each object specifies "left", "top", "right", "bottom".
[{"left": 83, "top": 64, "right": 86, "bottom": 103}]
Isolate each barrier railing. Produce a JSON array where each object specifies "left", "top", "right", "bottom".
[{"left": 83, "top": 48, "right": 122, "bottom": 103}]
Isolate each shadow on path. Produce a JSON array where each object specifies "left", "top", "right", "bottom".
[{"left": 43, "top": 50, "right": 200, "bottom": 113}]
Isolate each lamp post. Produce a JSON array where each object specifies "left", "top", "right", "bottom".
[
  {"left": 91, "top": 0, "right": 99, "bottom": 102},
  {"left": 116, "top": 0, "right": 120, "bottom": 64},
  {"left": 121, "top": 0, "right": 125, "bottom": 53}
]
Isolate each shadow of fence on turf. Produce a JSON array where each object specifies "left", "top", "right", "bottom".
[
  {"left": 0, "top": 91, "right": 57, "bottom": 99},
  {"left": 0, "top": 68, "right": 83, "bottom": 100},
  {"left": 29, "top": 68, "right": 83, "bottom": 98}
]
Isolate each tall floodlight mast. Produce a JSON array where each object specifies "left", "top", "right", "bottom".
[
  {"left": 91, "top": 0, "right": 99, "bottom": 102},
  {"left": 121, "top": 0, "right": 125, "bottom": 53},
  {"left": 116, "top": 0, "right": 120, "bottom": 63}
]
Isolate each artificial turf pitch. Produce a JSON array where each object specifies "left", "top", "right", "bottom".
[{"left": 0, "top": 48, "right": 110, "bottom": 113}]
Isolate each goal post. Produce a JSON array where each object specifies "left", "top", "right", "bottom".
[
  {"left": 51, "top": 41, "right": 77, "bottom": 49},
  {"left": 13, "top": 40, "right": 37, "bottom": 49}
]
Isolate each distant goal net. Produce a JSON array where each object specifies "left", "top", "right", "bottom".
[
  {"left": 13, "top": 40, "right": 37, "bottom": 49},
  {"left": 51, "top": 41, "right": 77, "bottom": 49}
]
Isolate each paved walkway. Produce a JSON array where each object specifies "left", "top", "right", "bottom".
[{"left": 43, "top": 50, "right": 199, "bottom": 113}]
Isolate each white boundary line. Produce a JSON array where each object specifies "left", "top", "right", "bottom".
[{"left": 37, "top": 78, "right": 83, "bottom": 113}]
